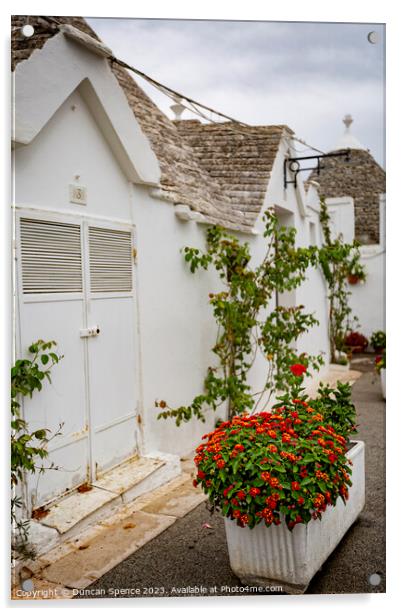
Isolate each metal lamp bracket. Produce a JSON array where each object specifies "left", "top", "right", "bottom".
[{"left": 284, "top": 149, "right": 351, "bottom": 189}]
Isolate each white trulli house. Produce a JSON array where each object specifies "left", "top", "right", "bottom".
[{"left": 13, "top": 16, "right": 358, "bottom": 551}]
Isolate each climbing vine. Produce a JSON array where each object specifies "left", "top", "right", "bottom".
[
  {"left": 11, "top": 340, "right": 63, "bottom": 560},
  {"left": 318, "top": 198, "right": 364, "bottom": 362},
  {"left": 157, "top": 209, "right": 323, "bottom": 426}
]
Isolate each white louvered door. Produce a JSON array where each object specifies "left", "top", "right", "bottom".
[{"left": 17, "top": 212, "right": 139, "bottom": 508}]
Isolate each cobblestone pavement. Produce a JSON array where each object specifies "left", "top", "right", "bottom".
[{"left": 82, "top": 359, "right": 385, "bottom": 599}]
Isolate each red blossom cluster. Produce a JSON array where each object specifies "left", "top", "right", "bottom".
[{"left": 193, "top": 388, "right": 353, "bottom": 531}]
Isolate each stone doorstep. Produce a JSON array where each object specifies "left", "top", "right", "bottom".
[
  {"left": 13, "top": 470, "right": 207, "bottom": 598},
  {"left": 40, "top": 455, "right": 168, "bottom": 535}
]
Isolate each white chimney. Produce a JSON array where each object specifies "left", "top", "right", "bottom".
[
  {"left": 333, "top": 114, "right": 365, "bottom": 151},
  {"left": 170, "top": 98, "right": 185, "bottom": 121}
]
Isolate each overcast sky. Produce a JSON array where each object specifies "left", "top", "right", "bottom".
[{"left": 87, "top": 18, "right": 385, "bottom": 166}]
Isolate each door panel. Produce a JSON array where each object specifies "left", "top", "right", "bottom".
[
  {"left": 20, "top": 299, "right": 89, "bottom": 506},
  {"left": 87, "top": 296, "right": 138, "bottom": 476},
  {"left": 86, "top": 223, "right": 138, "bottom": 476}
]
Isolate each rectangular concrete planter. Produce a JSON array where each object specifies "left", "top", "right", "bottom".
[{"left": 224, "top": 440, "right": 365, "bottom": 594}]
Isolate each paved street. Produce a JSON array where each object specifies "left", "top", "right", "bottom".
[{"left": 82, "top": 359, "right": 385, "bottom": 598}]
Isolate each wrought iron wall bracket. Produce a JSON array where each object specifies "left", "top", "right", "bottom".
[{"left": 283, "top": 149, "right": 351, "bottom": 190}]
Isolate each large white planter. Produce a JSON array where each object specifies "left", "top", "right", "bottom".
[
  {"left": 380, "top": 369, "right": 386, "bottom": 400},
  {"left": 224, "top": 440, "right": 365, "bottom": 594}
]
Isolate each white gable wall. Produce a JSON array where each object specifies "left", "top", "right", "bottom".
[{"left": 15, "top": 88, "right": 132, "bottom": 221}]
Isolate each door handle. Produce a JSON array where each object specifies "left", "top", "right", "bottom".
[{"left": 80, "top": 326, "right": 100, "bottom": 338}]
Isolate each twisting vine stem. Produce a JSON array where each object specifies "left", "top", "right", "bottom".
[{"left": 156, "top": 209, "right": 323, "bottom": 425}]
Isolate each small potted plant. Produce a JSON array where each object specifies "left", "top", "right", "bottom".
[
  {"left": 344, "top": 331, "right": 368, "bottom": 354},
  {"left": 193, "top": 365, "right": 365, "bottom": 593},
  {"left": 370, "top": 330, "right": 386, "bottom": 353},
  {"left": 346, "top": 258, "right": 366, "bottom": 285},
  {"left": 375, "top": 350, "right": 386, "bottom": 400}
]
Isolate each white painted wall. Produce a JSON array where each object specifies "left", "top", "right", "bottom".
[
  {"left": 130, "top": 185, "right": 224, "bottom": 456},
  {"left": 325, "top": 195, "right": 386, "bottom": 338},
  {"left": 326, "top": 197, "right": 355, "bottom": 244},
  {"left": 348, "top": 245, "right": 385, "bottom": 337}
]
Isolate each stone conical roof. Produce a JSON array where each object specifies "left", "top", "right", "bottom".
[{"left": 308, "top": 116, "right": 385, "bottom": 244}]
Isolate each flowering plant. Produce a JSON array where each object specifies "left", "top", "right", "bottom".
[
  {"left": 370, "top": 330, "right": 386, "bottom": 352},
  {"left": 344, "top": 331, "right": 368, "bottom": 352},
  {"left": 375, "top": 350, "right": 386, "bottom": 372},
  {"left": 193, "top": 366, "right": 357, "bottom": 531}
]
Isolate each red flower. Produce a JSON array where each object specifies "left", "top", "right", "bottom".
[
  {"left": 234, "top": 443, "right": 245, "bottom": 451},
  {"left": 236, "top": 490, "right": 246, "bottom": 501},
  {"left": 249, "top": 487, "right": 261, "bottom": 497},
  {"left": 261, "top": 471, "right": 271, "bottom": 482},
  {"left": 192, "top": 479, "right": 198, "bottom": 488},
  {"left": 265, "top": 496, "right": 278, "bottom": 509},
  {"left": 216, "top": 459, "right": 226, "bottom": 469},
  {"left": 290, "top": 363, "right": 307, "bottom": 377},
  {"left": 291, "top": 481, "right": 301, "bottom": 491},
  {"left": 197, "top": 470, "right": 206, "bottom": 480}
]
